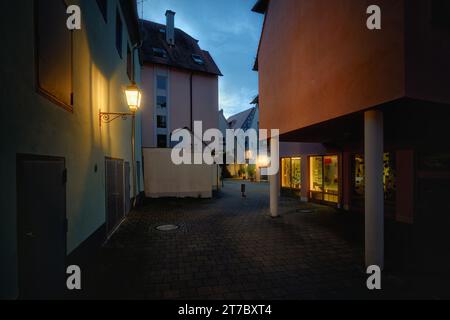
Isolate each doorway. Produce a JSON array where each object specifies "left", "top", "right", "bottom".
[
  {"left": 16, "top": 154, "right": 67, "bottom": 299},
  {"left": 415, "top": 151, "right": 450, "bottom": 273},
  {"left": 309, "top": 155, "right": 339, "bottom": 204},
  {"left": 105, "top": 158, "right": 125, "bottom": 237},
  {"left": 124, "top": 161, "right": 131, "bottom": 215}
]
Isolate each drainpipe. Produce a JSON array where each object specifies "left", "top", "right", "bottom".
[
  {"left": 190, "top": 73, "right": 193, "bottom": 131},
  {"left": 131, "top": 41, "right": 142, "bottom": 208}
]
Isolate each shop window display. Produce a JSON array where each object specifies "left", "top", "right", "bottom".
[
  {"left": 309, "top": 155, "right": 339, "bottom": 203},
  {"left": 353, "top": 153, "right": 396, "bottom": 202},
  {"left": 281, "top": 157, "right": 301, "bottom": 190},
  {"left": 291, "top": 158, "right": 301, "bottom": 189},
  {"left": 281, "top": 158, "right": 292, "bottom": 188}
]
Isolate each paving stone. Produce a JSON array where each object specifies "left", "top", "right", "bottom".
[{"left": 74, "top": 181, "right": 444, "bottom": 300}]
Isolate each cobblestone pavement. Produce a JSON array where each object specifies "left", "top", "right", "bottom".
[{"left": 79, "top": 181, "right": 438, "bottom": 300}]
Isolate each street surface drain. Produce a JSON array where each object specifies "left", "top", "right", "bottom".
[{"left": 156, "top": 224, "right": 179, "bottom": 231}]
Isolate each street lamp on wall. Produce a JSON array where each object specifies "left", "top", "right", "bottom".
[
  {"left": 99, "top": 81, "right": 142, "bottom": 127},
  {"left": 99, "top": 80, "right": 142, "bottom": 208},
  {"left": 125, "top": 81, "right": 142, "bottom": 112}
]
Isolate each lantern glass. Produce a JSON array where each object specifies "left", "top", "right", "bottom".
[{"left": 125, "top": 83, "right": 142, "bottom": 112}]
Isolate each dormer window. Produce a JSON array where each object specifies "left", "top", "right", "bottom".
[
  {"left": 152, "top": 47, "right": 167, "bottom": 59},
  {"left": 192, "top": 54, "right": 205, "bottom": 65}
]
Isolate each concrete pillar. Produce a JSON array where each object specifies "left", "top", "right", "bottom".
[
  {"left": 364, "top": 110, "right": 384, "bottom": 269},
  {"left": 269, "top": 138, "right": 280, "bottom": 217}
]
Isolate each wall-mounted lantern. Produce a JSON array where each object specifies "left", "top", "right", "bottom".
[
  {"left": 125, "top": 81, "right": 142, "bottom": 113},
  {"left": 99, "top": 80, "right": 142, "bottom": 208},
  {"left": 99, "top": 81, "right": 142, "bottom": 127}
]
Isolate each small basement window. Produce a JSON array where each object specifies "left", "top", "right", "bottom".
[
  {"left": 152, "top": 47, "right": 167, "bottom": 58},
  {"left": 192, "top": 54, "right": 205, "bottom": 65}
]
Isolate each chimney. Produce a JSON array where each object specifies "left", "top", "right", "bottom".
[{"left": 165, "top": 10, "right": 176, "bottom": 46}]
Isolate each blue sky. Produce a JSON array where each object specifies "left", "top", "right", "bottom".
[{"left": 139, "top": 0, "right": 263, "bottom": 119}]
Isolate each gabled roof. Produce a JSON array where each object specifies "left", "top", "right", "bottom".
[
  {"left": 140, "top": 20, "right": 222, "bottom": 76},
  {"left": 227, "top": 107, "right": 257, "bottom": 131}
]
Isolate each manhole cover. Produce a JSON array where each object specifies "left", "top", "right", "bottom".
[
  {"left": 156, "top": 224, "right": 179, "bottom": 231},
  {"left": 297, "top": 209, "right": 314, "bottom": 214}
]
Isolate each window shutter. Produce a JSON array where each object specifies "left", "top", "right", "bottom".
[{"left": 36, "top": 0, "right": 72, "bottom": 108}]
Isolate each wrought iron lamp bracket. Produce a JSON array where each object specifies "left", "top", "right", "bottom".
[{"left": 99, "top": 111, "right": 135, "bottom": 127}]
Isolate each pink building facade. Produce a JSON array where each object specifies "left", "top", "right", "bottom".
[
  {"left": 139, "top": 12, "right": 222, "bottom": 198},
  {"left": 140, "top": 14, "right": 221, "bottom": 148}
]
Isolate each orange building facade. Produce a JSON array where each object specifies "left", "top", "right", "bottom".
[{"left": 253, "top": 0, "right": 450, "bottom": 269}]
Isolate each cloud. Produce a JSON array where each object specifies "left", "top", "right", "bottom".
[
  {"left": 220, "top": 85, "right": 257, "bottom": 119},
  {"left": 140, "top": 0, "right": 263, "bottom": 118}
]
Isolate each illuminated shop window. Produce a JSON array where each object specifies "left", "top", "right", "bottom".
[
  {"left": 291, "top": 158, "right": 301, "bottom": 189},
  {"left": 309, "top": 156, "right": 339, "bottom": 204},
  {"left": 310, "top": 156, "right": 324, "bottom": 193},
  {"left": 281, "top": 158, "right": 292, "bottom": 188},
  {"left": 383, "top": 153, "right": 396, "bottom": 202},
  {"left": 323, "top": 156, "right": 339, "bottom": 203},
  {"left": 354, "top": 155, "right": 365, "bottom": 196},
  {"left": 281, "top": 158, "right": 302, "bottom": 190},
  {"left": 352, "top": 153, "right": 396, "bottom": 202}
]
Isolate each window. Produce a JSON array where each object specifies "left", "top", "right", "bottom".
[
  {"left": 323, "top": 156, "right": 339, "bottom": 199},
  {"left": 310, "top": 155, "right": 339, "bottom": 203},
  {"left": 116, "top": 10, "right": 123, "bottom": 58},
  {"left": 157, "top": 96, "right": 167, "bottom": 109},
  {"left": 157, "top": 115, "right": 167, "bottom": 129},
  {"left": 36, "top": 0, "right": 73, "bottom": 111},
  {"left": 354, "top": 154, "right": 365, "bottom": 197},
  {"left": 383, "top": 153, "right": 396, "bottom": 202},
  {"left": 432, "top": 0, "right": 450, "bottom": 29},
  {"left": 281, "top": 158, "right": 292, "bottom": 188},
  {"left": 281, "top": 157, "right": 301, "bottom": 190},
  {"left": 157, "top": 135, "right": 167, "bottom": 148},
  {"left": 192, "top": 54, "right": 205, "bottom": 65},
  {"left": 310, "top": 157, "right": 324, "bottom": 193},
  {"left": 352, "top": 153, "right": 396, "bottom": 202},
  {"left": 419, "top": 151, "right": 450, "bottom": 171},
  {"left": 157, "top": 75, "right": 167, "bottom": 91},
  {"left": 96, "top": 0, "right": 107, "bottom": 22},
  {"left": 152, "top": 47, "right": 167, "bottom": 58},
  {"left": 291, "top": 158, "right": 301, "bottom": 189},
  {"left": 127, "top": 45, "right": 132, "bottom": 80}
]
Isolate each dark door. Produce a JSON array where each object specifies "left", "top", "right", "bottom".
[
  {"left": 105, "top": 158, "right": 124, "bottom": 237},
  {"left": 17, "top": 155, "right": 67, "bottom": 299},
  {"left": 416, "top": 178, "right": 450, "bottom": 273},
  {"left": 124, "top": 162, "right": 131, "bottom": 215}
]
